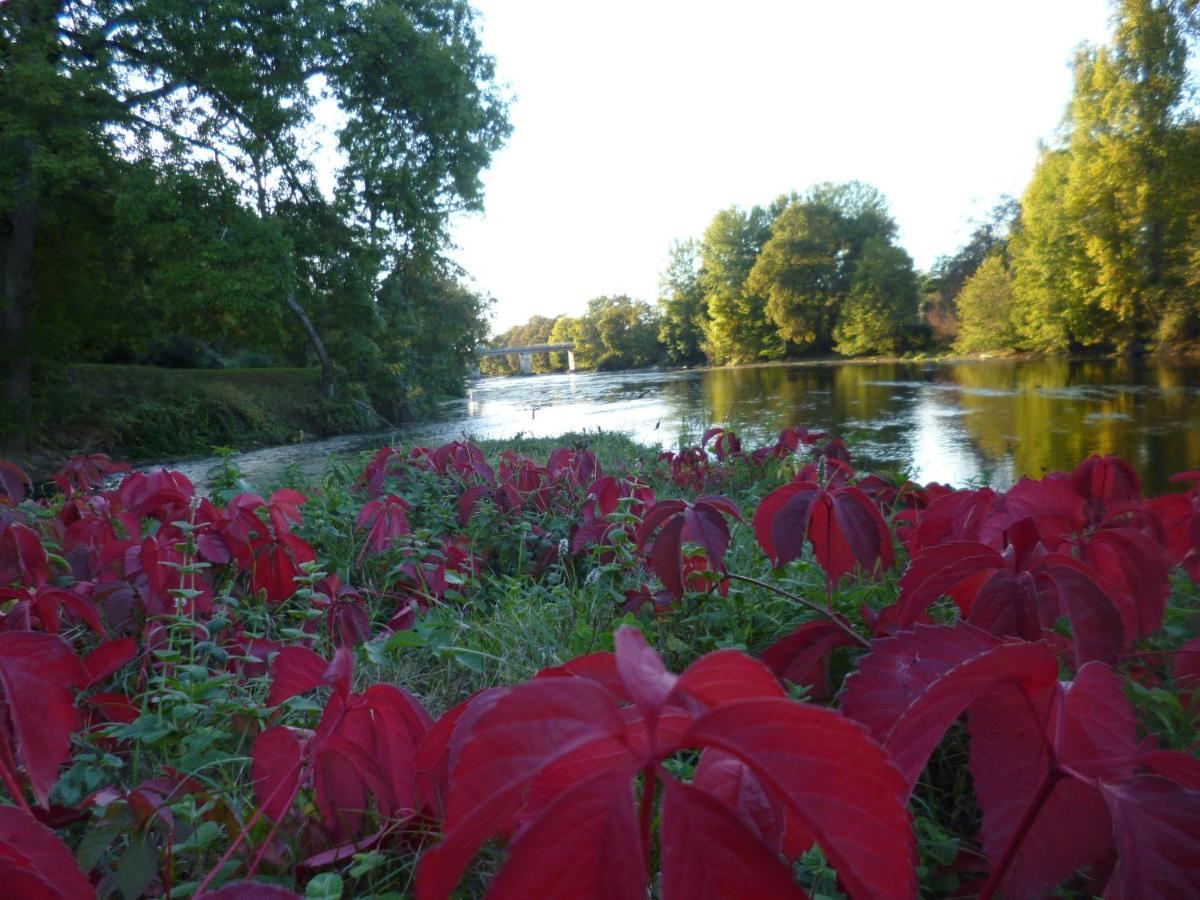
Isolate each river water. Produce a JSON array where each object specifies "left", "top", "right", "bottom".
[{"left": 171, "top": 358, "right": 1200, "bottom": 495}]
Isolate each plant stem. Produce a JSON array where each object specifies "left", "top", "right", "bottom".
[
  {"left": 724, "top": 572, "right": 870, "bottom": 648},
  {"left": 639, "top": 765, "right": 656, "bottom": 875},
  {"left": 979, "top": 768, "right": 1062, "bottom": 900}
]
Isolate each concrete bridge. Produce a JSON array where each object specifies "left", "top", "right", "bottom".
[{"left": 476, "top": 342, "right": 575, "bottom": 375}]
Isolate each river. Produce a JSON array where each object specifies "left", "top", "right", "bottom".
[{"left": 170, "top": 358, "right": 1200, "bottom": 495}]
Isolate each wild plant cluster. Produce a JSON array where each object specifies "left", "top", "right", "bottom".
[{"left": 0, "top": 426, "right": 1197, "bottom": 898}]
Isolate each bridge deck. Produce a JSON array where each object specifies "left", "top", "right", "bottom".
[{"left": 476, "top": 343, "right": 574, "bottom": 356}]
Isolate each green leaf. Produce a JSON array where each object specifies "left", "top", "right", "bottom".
[
  {"left": 117, "top": 830, "right": 158, "bottom": 900},
  {"left": 306, "top": 873, "right": 344, "bottom": 900}
]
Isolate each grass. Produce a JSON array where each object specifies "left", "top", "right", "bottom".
[{"left": 20, "top": 364, "right": 381, "bottom": 477}]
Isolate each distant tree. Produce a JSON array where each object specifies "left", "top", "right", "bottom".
[
  {"left": 749, "top": 181, "right": 900, "bottom": 354},
  {"left": 480, "top": 314, "right": 559, "bottom": 376},
  {"left": 548, "top": 315, "right": 577, "bottom": 370},
  {"left": 924, "top": 197, "right": 1020, "bottom": 343},
  {"left": 701, "top": 206, "right": 782, "bottom": 364},
  {"left": 953, "top": 256, "right": 1020, "bottom": 353},
  {"left": 656, "top": 239, "right": 708, "bottom": 365},
  {"left": 1009, "top": 149, "right": 1102, "bottom": 351},
  {"left": 833, "top": 237, "right": 920, "bottom": 356}
]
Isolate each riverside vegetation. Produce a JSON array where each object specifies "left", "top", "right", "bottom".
[
  {"left": 484, "top": 1, "right": 1200, "bottom": 375},
  {"left": 0, "top": 424, "right": 1197, "bottom": 898}
]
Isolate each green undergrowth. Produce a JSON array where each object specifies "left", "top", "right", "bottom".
[{"left": 20, "top": 364, "right": 381, "bottom": 476}]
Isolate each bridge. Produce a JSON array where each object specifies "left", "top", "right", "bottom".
[{"left": 475, "top": 342, "right": 575, "bottom": 375}]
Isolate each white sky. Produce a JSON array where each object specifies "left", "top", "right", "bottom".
[{"left": 445, "top": 1, "right": 1115, "bottom": 334}]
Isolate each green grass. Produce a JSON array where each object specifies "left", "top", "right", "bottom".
[{"left": 21, "top": 364, "right": 380, "bottom": 476}]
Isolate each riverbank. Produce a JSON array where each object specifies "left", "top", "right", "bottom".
[
  {"left": 1, "top": 424, "right": 1195, "bottom": 896},
  {"left": 13, "top": 364, "right": 384, "bottom": 479}
]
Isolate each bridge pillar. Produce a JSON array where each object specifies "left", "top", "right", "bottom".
[
  {"left": 519, "top": 352, "right": 533, "bottom": 375},
  {"left": 567, "top": 350, "right": 575, "bottom": 373}
]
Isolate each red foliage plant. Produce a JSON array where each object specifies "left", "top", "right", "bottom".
[{"left": 416, "top": 625, "right": 916, "bottom": 899}]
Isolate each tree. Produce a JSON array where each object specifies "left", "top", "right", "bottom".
[
  {"left": 1009, "top": 0, "right": 1199, "bottom": 353},
  {"left": 924, "top": 197, "right": 1020, "bottom": 344},
  {"left": 749, "top": 182, "right": 901, "bottom": 354},
  {"left": 954, "top": 255, "right": 1020, "bottom": 353},
  {"left": 0, "top": 1, "right": 509, "bottom": 445},
  {"left": 480, "top": 314, "right": 560, "bottom": 376},
  {"left": 1009, "top": 149, "right": 1103, "bottom": 350},
  {"left": 656, "top": 239, "right": 708, "bottom": 365},
  {"left": 700, "top": 206, "right": 782, "bottom": 364},
  {"left": 833, "top": 237, "right": 920, "bottom": 356},
  {"left": 375, "top": 259, "right": 492, "bottom": 417}
]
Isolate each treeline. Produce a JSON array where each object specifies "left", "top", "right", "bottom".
[
  {"left": 488, "top": 0, "right": 1199, "bottom": 375},
  {"left": 952, "top": 0, "right": 1200, "bottom": 355},
  {"left": 1, "top": 1, "right": 509, "bottom": 447},
  {"left": 485, "top": 181, "right": 923, "bottom": 374}
]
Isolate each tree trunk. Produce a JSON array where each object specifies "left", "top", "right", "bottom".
[
  {"left": 1, "top": 168, "right": 39, "bottom": 455},
  {"left": 284, "top": 289, "right": 334, "bottom": 400}
]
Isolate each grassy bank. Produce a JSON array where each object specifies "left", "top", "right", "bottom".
[{"left": 17, "top": 364, "right": 382, "bottom": 477}]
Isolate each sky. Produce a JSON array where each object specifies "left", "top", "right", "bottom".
[{"left": 445, "top": 1, "right": 1116, "bottom": 334}]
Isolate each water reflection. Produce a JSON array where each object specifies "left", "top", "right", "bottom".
[{"left": 171, "top": 359, "right": 1200, "bottom": 494}]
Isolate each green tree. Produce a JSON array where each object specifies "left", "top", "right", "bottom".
[
  {"left": 1, "top": 0, "right": 509, "bottom": 444},
  {"left": 1011, "top": 0, "right": 1199, "bottom": 352},
  {"left": 749, "top": 182, "right": 901, "bottom": 354},
  {"left": 1009, "top": 149, "right": 1104, "bottom": 350},
  {"left": 480, "top": 314, "right": 560, "bottom": 376},
  {"left": 833, "top": 237, "right": 920, "bottom": 356},
  {"left": 925, "top": 197, "right": 1020, "bottom": 344},
  {"left": 700, "top": 206, "right": 782, "bottom": 364},
  {"left": 656, "top": 239, "right": 708, "bottom": 365},
  {"left": 953, "top": 255, "right": 1020, "bottom": 353},
  {"left": 375, "top": 259, "right": 492, "bottom": 416}
]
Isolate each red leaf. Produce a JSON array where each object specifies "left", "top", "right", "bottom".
[
  {"left": 417, "top": 679, "right": 631, "bottom": 899},
  {"left": 82, "top": 638, "right": 137, "bottom": 689},
  {"left": 615, "top": 626, "right": 677, "bottom": 721},
  {"left": 684, "top": 698, "right": 916, "bottom": 899},
  {"left": 536, "top": 652, "right": 630, "bottom": 703},
  {"left": 1101, "top": 776, "right": 1200, "bottom": 897},
  {"left": 753, "top": 482, "right": 894, "bottom": 586},
  {"left": 487, "top": 772, "right": 646, "bottom": 900},
  {"left": 672, "top": 649, "right": 785, "bottom": 709},
  {"left": 251, "top": 727, "right": 304, "bottom": 822},
  {"left": 0, "top": 805, "right": 94, "bottom": 899},
  {"left": 266, "top": 647, "right": 329, "bottom": 706},
  {"left": 636, "top": 497, "right": 741, "bottom": 600},
  {"left": 761, "top": 619, "right": 860, "bottom": 699},
  {"left": 0, "top": 523, "right": 49, "bottom": 588},
  {"left": 0, "top": 461, "right": 32, "bottom": 506},
  {"left": 692, "top": 749, "right": 791, "bottom": 856},
  {"left": 840, "top": 624, "right": 1060, "bottom": 791},
  {"left": 968, "top": 663, "right": 1137, "bottom": 896},
  {"left": 0, "top": 632, "right": 86, "bottom": 807},
  {"left": 660, "top": 777, "right": 806, "bottom": 899},
  {"left": 1134, "top": 750, "right": 1200, "bottom": 790}
]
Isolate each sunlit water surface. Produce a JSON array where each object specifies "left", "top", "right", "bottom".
[{"left": 172, "top": 359, "right": 1200, "bottom": 495}]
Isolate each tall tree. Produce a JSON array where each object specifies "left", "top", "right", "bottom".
[
  {"left": 701, "top": 206, "right": 782, "bottom": 364},
  {"left": 1019, "top": 0, "right": 1200, "bottom": 351},
  {"left": 749, "top": 182, "right": 899, "bottom": 354},
  {"left": 656, "top": 239, "right": 708, "bottom": 365},
  {"left": 924, "top": 197, "right": 1020, "bottom": 343},
  {"left": 954, "top": 255, "right": 1020, "bottom": 353},
  {"left": 0, "top": 1, "right": 509, "bottom": 445},
  {"left": 833, "top": 237, "right": 920, "bottom": 356}
]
